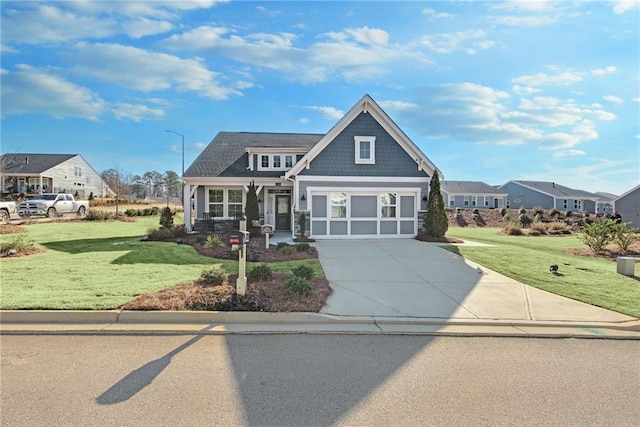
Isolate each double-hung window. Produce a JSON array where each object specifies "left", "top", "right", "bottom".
[
  {"left": 381, "top": 193, "right": 397, "bottom": 218},
  {"left": 330, "top": 193, "right": 347, "bottom": 218},
  {"left": 228, "top": 190, "right": 244, "bottom": 217},
  {"left": 574, "top": 199, "right": 582, "bottom": 210},
  {"left": 355, "top": 136, "right": 375, "bottom": 164},
  {"left": 209, "top": 190, "right": 224, "bottom": 217}
]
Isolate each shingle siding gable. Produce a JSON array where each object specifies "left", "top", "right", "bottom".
[{"left": 300, "top": 112, "right": 427, "bottom": 177}]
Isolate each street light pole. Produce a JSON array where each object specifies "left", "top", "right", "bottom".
[{"left": 165, "top": 129, "right": 184, "bottom": 176}]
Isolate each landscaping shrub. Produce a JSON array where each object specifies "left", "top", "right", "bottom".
[
  {"left": 472, "top": 208, "right": 480, "bottom": 215},
  {"left": 295, "top": 242, "right": 310, "bottom": 252},
  {"left": 580, "top": 219, "right": 615, "bottom": 253},
  {"left": 612, "top": 222, "right": 638, "bottom": 252},
  {"left": 277, "top": 242, "right": 290, "bottom": 249},
  {"left": 532, "top": 206, "right": 545, "bottom": 216},
  {"left": 548, "top": 221, "right": 567, "bottom": 231},
  {"left": 425, "top": 170, "right": 448, "bottom": 237},
  {"left": 502, "top": 224, "right": 523, "bottom": 235},
  {"left": 518, "top": 213, "right": 532, "bottom": 227},
  {"left": 550, "top": 208, "right": 560, "bottom": 218},
  {"left": 204, "top": 235, "right": 224, "bottom": 248},
  {"left": 565, "top": 210, "right": 573, "bottom": 218},
  {"left": 530, "top": 223, "right": 547, "bottom": 235},
  {"left": 200, "top": 265, "right": 228, "bottom": 286},
  {"left": 147, "top": 225, "right": 187, "bottom": 241},
  {"left": 124, "top": 209, "right": 138, "bottom": 217},
  {"left": 159, "top": 207, "right": 174, "bottom": 229},
  {"left": 0, "top": 233, "right": 36, "bottom": 255},
  {"left": 284, "top": 276, "right": 312, "bottom": 296},
  {"left": 249, "top": 264, "right": 273, "bottom": 281},
  {"left": 291, "top": 265, "right": 314, "bottom": 279},
  {"left": 279, "top": 245, "right": 296, "bottom": 255},
  {"left": 85, "top": 210, "right": 116, "bottom": 221},
  {"left": 528, "top": 230, "right": 541, "bottom": 236},
  {"left": 500, "top": 208, "right": 508, "bottom": 217},
  {"left": 298, "top": 212, "right": 307, "bottom": 240}
]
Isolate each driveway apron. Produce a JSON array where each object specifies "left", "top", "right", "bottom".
[{"left": 315, "top": 239, "right": 634, "bottom": 322}]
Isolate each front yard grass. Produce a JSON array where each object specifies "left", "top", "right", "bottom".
[
  {"left": 0, "top": 217, "right": 323, "bottom": 310},
  {"left": 445, "top": 227, "right": 640, "bottom": 318}
]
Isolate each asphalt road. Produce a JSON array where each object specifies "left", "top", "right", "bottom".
[{"left": 2, "top": 334, "right": 639, "bottom": 426}]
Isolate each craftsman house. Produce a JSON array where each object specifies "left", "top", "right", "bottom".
[
  {"left": 615, "top": 184, "right": 640, "bottom": 230},
  {"left": 440, "top": 181, "right": 507, "bottom": 209},
  {"left": 498, "top": 180, "right": 600, "bottom": 212},
  {"left": 183, "top": 95, "right": 440, "bottom": 239},
  {"left": 0, "top": 153, "right": 112, "bottom": 198}
]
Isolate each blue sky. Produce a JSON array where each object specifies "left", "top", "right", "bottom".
[{"left": 1, "top": 0, "right": 638, "bottom": 195}]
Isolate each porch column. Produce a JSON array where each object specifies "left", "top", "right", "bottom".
[{"left": 183, "top": 184, "right": 192, "bottom": 232}]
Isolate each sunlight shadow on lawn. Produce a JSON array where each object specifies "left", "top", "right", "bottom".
[{"left": 42, "top": 237, "right": 217, "bottom": 266}]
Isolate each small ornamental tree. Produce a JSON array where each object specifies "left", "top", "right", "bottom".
[
  {"left": 159, "top": 207, "right": 174, "bottom": 229},
  {"left": 425, "top": 170, "right": 448, "bottom": 237},
  {"left": 245, "top": 181, "right": 260, "bottom": 232}
]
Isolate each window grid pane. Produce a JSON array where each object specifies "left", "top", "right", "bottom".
[
  {"left": 273, "top": 155, "right": 281, "bottom": 168},
  {"left": 261, "top": 156, "right": 269, "bottom": 168},
  {"left": 285, "top": 155, "right": 293, "bottom": 168},
  {"left": 330, "top": 192, "right": 347, "bottom": 218},
  {"left": 359, "top": 141, "right": 370, "bottom": 159},
  {"left": 228, "top": 190, "right": 243, "bottom": 203},
  {"left": 381, "top": 193, "right": 397, "bottom": 218}
]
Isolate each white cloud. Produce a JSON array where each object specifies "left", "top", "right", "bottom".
[
  {"left": 486, "top": 1, "right": 573, "bottom": 27},
  {"left": 612, "top": 0, "right": 640, "bottom": 14},
  {"left": 112, "top": 103, "right": 165, "bottom": 122},
  {"left": 415, "top": 30, "right": 494, "bottom": 54},
  {"left": 512, "top": 71, "right": 583, "bottom": 88},
  {"left": 553, "top": 149, "right": 586, "bottom": 159},
  {"left": 162, "top": 25, "right": 430, "bottom": 83},
  {"left": 305, "top": 106, "right": 344, "bottom": 120},
  {"left": 487, "top": 15, "right": 558, "bottom": 27},
  {"left": 377, "top": 100, "right": 419, "bottom": 111},
  {"left": 1, "top": 44, "right": 19, "bottom": 54},
  {"left": 394, "top": 83, "right": 617, "bottom": 151},
  {"left": 1, "top": 64, "right": 171, "bottom": 122},
  {"left": 121, "top": 18, "right": 174, "bottom": 39},
  {"left": 1, "top": 65, "right": 106, "bottom": 120},
  {"left": 591, "top": 66, "right": 617, "bottom": 76},
  {"left": 72, "top": 43, "right": 241, "bottom": 100},
  {"left": 422, "top": 7, "right": 454, "bottom": 19},
  {"left": 298, "top": 117, "right": 310, "bottom": 124},
  {"left": 602, "top": 95, "right": 624, "bottom": 104}
]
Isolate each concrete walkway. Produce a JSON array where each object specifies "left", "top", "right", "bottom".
[{"left": 316, "top": 239, "right": 635, "bottom": 323}]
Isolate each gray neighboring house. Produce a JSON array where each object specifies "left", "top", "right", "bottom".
[
  {"left": 594, "top": 192, "right": 617, "bottom": 215},
  {"left": 183, "top": 94, "right": 440, "bottom": 239},
  {"left": 498, "top": 180, "right": 599, "bottom": 212},
  {"left": 0, "top": 153, "right": 112, "bottom": 198},
  {"left": 614, "top": 184, "right": 640, "bottom": 230},
  {"left": 441, "top": 181, "right": 507, "bottom": 209}
]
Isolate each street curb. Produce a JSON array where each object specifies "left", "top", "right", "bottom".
[{"left": 1, "top": 310, "right": 639, "bottom": 339}]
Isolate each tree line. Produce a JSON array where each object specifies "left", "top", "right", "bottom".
[{"left": 100, "top": 169, "right": 181, "bottom": 200}]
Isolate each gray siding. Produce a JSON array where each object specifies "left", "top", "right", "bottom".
[
  {"left": 616, "top": 186, "right": 640, "bottom": 230},
  {"left": 300, "top": 112, "right": 428, "bottom": 178},
  {"left": 500, "top": 182, "right": 554, "bottom": 209},
  {"left": 46, "top": 156, "right": 109, "bottom": 197},
  {"left": 195, "top": 187, "right": 206, "bottom": 219}
]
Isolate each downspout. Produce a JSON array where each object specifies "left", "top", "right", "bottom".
[{"left": 286, "top": 175, "right": 296, "bottom": 239}]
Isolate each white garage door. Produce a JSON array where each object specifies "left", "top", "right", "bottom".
[{"left": 310, "top": 191, "right": 417, "bottom": 239}]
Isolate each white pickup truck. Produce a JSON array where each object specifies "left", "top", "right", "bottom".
[
  {"left": 0, "top": 201, "right": 17, "bottom": 221},
  {"left": 18, "top": 193, "right": 89, "bottom": 218}
]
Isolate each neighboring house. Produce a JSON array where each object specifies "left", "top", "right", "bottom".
[
  {"left": 498, "top": 180, "right": 599, "bottom": 212},
  {"left": 183, "top": 94, "right": 440, "bottom": 239},
  {"left": 440, "top": 181, "right": 507, "bottom": 209},
  {"left": 614, "top": 184, "right": 640, "bottom": 230},
  {"left": 594, "top": 191, "right": 617, "bottom": 215},
  {"left": 0, "top": 153, "right": 112, "bottom": 198}
]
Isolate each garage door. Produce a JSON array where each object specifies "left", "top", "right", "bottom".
[{"left": 310, "top": 191, "right": 417, "bottom": 239}]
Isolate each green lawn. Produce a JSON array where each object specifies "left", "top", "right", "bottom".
[
  {"left": 0, "top": 216, "right": 323, "bottom": 309},
  {"left": 445, "top": 227, "right": 640, "bottom": 317}
]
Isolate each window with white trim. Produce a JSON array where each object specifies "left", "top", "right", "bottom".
[
  {"left": 209, "top": 189, "right": 224, "bottom": 217},
  {"left": 355, "top": 136, "right": 375, "bottom": 164},
  {"left": 330, "top": 192, "right": 347, "bottom": 218},
  {"left": 257, "top": 154, "right": 298, "bottom": 171},
  {"left": 449, "top": 196, "right": 454, "bottom": 206},
  {"left": 381, "top": 193, "right": 397, "bottom": 218},
  {"left": 228, "top": 189, "right": 243, "bottom": 217},
  {"left": 563, "top": 199, "right": 568, "bottom": 209},
  {"left": 464, "top": 196, "right": 471, "bottom": 206},
  {"left": 574, "top": 199, "right": 581, "bottom": 210}
]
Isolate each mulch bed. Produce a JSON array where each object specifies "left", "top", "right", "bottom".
[
  {"left": 565, "top": 244, "right": 640, "bottom": 261},
  {"left": 121, "top": 274, "right": 332, "bottom": 312},
  {"left": 179, "top": 234, "right": 318, "bottom": 262}
]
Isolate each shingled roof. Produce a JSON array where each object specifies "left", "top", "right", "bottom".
[
  {"left": 0, "top": 153, "right": 76, "bottom": 174},
  {"left": 184, "top": 132, "right": 324, "bottom": 178},
  {"left": 509, "top": 180, "right": 599, "bottom": 199},
  {"left": 441, "top": 181, "right": 507, "bottom": 195}
]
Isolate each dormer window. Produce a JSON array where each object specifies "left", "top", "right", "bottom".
[
  {"left": 355, "top": 136, "right": 375, "bottom": 164},
  {"left": 256, "top": 153, "right": 299, "bottom": 171}
]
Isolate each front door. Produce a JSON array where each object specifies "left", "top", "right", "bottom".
[{"left": 275, "top": 195, "right": 291, "bottom": 230}]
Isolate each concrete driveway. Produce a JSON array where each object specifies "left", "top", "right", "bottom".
[{"left": 315, "top": 239, "right": 635, "bottom": 322}]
